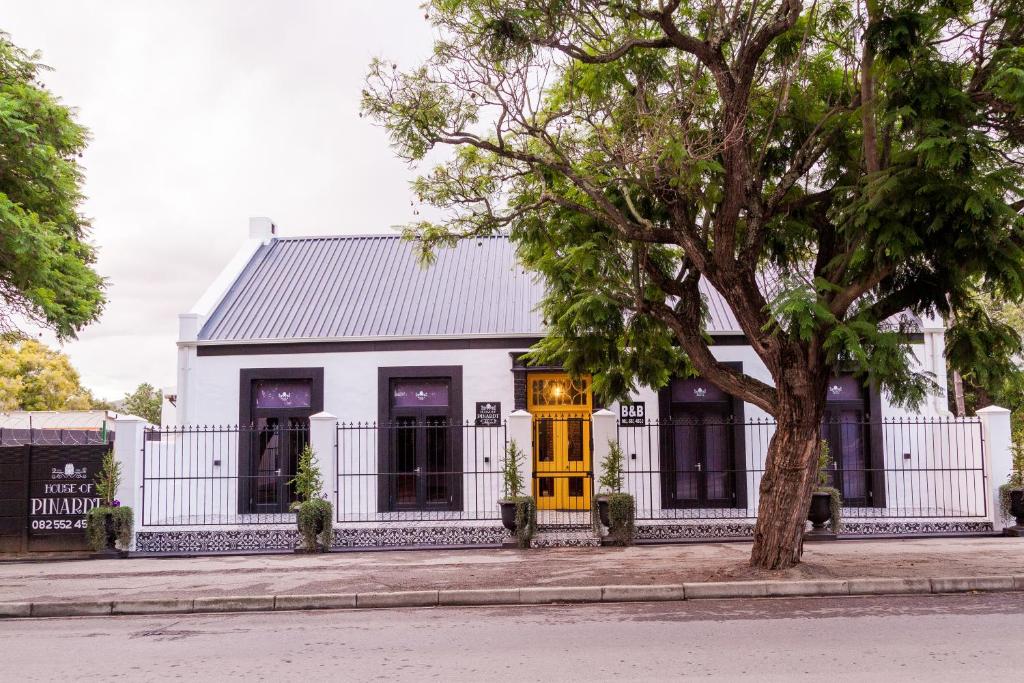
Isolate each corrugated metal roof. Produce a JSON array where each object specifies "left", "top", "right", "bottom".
[{"left": 198, "top": 234, "right": 744, "bottom": 342}]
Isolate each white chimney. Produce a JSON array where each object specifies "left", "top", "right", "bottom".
[{"left": 249, "top": 216, "right": 277, "bottom": 240}]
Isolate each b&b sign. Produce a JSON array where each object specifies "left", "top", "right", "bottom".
[{"left": 619, "top": 402, "right": 646, "bottom": 426}]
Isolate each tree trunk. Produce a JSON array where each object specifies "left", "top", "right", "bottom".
[{"left": 750, "top": 414, "right": 823, "bottom": 569}]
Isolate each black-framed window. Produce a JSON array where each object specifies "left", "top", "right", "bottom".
[
  {"left": 377, "top": 366, "right": 463, "bottom": 512},
  {"left": 822, "top": 375, "right": 885, "bottom": 507},
  {"left": 658, "top": 364, "right": 747, "bottom": 510},
  {"left": 238, "top": 367, "right": 324, "bottom": 514}
]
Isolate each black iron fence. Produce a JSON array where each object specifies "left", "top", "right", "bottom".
[
  {"left": 141, "top": 424, "right": 310, "bottom": 526},
  {"left": 616, "top": 416, "right": 987, "bottom": 521},
  {"left": 336, "top": 421, "right": 506, "bottom": 523}
]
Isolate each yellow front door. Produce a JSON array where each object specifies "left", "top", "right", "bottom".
[{"left": 527, "top": 373, "right": 592, "bottom": 511}]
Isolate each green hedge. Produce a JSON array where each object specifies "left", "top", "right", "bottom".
[
  {"left": 512, "top": 496, "right": 536, "bottom": 548},
  {"left": 606, "top": 493, "right": 635, "bottom": 546},
  {"left": 297, "top": 498, "right": 333, "bottom": 551},
  {"left": 85, "top": 506, "right": 133, "bottom": 551}
]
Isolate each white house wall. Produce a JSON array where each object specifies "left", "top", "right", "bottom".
[{"left": 152, "top": 339, "right": 974, "bottom": 529}]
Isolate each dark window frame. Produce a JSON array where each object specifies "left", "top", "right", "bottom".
[
  {"left": 237, "top": 367, "right": 324, "bottom": 514},
  {"left": 657, "top": 362, "right": 748, "bottom": 509},
  {"left": 377, "top": 366, "right": 464, "bottom": 512},
  {"left": 824, "top": 376, "right": 886, "bottom": 508}
]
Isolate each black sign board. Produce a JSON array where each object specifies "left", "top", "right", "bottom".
[
  {"left": 29, "top": 446, "right": 103, "bottom": 537},
  {"left": 475, "top": 401, "right": 502, "bottom": 426},
  {"left": 619, "top": 402, "right": 647, "bottom": 426}
]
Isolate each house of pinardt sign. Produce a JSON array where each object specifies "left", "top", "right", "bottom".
[
  {"left": 0, "top": 443, "right": 108, "bottom": 553},
  {"left": 475, "top": 402, "right": 501, "bottom": 426},
  {"left": 29, "top": 461, "right": 101, "bottom": 532}
]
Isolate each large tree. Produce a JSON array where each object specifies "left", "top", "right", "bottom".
[
  {"left": 0, "top": 32, "right": 104, "bottom": 339},
  {"left": 0, "top": 338, "right": 96, "bottom": 411},
  {"left": 121, "top": 382, "right": 162, "bottom": 425},
  {"left": 364, "top": 0, "right": 1024, "bottom": 568}
]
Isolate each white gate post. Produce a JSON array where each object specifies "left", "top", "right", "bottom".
[
  {"left": 506, "top": 410, "right": 533, "bottom": 497},
  {"left": 591, "top": 408, "right": 617, "bottom": 494},
  {"left": 977, "top": 405, "right": 1013, "bottom": 530},
  {"left": 113, "top": 415, "right": 147, "bottom": 543},
  {"left": 309, "top": 412, "right": 337, "bottom": 519}
]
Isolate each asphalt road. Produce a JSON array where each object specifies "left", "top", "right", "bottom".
[{"left": 1, "top": 593, "right": 1020, "bottom": 681}]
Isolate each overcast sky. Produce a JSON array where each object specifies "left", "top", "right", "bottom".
[{"left": 4, "top": 1, "right": 436, "bottom": 400}]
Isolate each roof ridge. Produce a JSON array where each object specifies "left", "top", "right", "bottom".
[{"left": 273, "top": 233, "right": 512, "bottom": 242}]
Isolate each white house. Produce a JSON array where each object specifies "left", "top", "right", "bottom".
[{"left": 130, "top": 217, "right": 1003, "bottom": 552}]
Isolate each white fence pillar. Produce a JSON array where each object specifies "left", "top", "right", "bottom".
[
  {"left": 506, "top": 410, "right": 533, "bottom": 497},
  {"left": 591, "top": 409, "right": 617, "bottom": 493},
  {"left": 113, "top": 415, "right": 147, "bottom": 541},
  {"left": 978, "top": 405, "right": 1013, "bottom": 530},
  {"left": 309, "top": 412, "right": 337, "bottom": 515}
]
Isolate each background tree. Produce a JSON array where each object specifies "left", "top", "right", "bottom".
[
  {"left": 120, "top": 382, "right": 161, "bottom": 424},
  {"left": 0, "top": 32, "right": 105, "bottom": 339},
  {"left": 0, "top": 338, "right": 96, "bottom": 410},
  {"left": 365, "top": 0, "right": 1024, "bottom": 568}
]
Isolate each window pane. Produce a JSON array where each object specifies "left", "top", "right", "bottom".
[
  {"left": 567, "top": 419, "right": 583, "bottom": 462},
  {"left": 671, "top": 378, "right": 728, "bottom": 403},
  {"left": 530, "top": 378, "right": 588, "bottom": 406},
  {"left": 254, "top": 380, "right": 312, "bottom": 409},
  {"left": 825, "top": 376, "right": 863, "bottom": 402},
  {"left": 392, "top": 380, "right": 449, "bottom": 408}
]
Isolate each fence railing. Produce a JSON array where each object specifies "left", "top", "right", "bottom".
[
  {"left": 336, "top": 421, "right": 506, "bottom": 523},
  {"left": 138, "top": 415, "right": 988, "bottom": 529},
  {"left": 141, "top": 424, "right": 310, "bottom": 526},
  {"left": 616, "top": 416, "right": 987, "bottom": 521}
]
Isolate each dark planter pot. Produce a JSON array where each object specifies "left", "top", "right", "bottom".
[
  {"left": 1005, "top": 489, "right": 1024, "bottom": 536},
  {"left": 295, "top": 510, "right": 329, "bottom": 553},
  {"left": 806, "top": 492, "right": 834, "bottom": 538},
  {"left": 499, "top": 500, "right": 517, "bottom": 532},
  {"left": 596, "top": 496, "right": 611, "bottom": 528},
  {"left": 92, "top": 512, "right": 125, "bottom": 559}
]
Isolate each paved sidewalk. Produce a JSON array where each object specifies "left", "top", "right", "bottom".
[{"left": 1, "top": 537, "right": 1022, "bottom": 605}]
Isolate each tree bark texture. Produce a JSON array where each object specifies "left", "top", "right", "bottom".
[{"left": 750, "top": 408, "right": 825, "bottom": 569}]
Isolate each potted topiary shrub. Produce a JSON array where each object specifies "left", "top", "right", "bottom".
[
  {"left": 807, "top": 440, "right": 841, "bottom": 539},
  {"left": 85, "top": 450, "right": 133, "bottom": 558},
  {"left": 594, "top": 440, "right": 636, "bottom": 546},
  {"left": 497, "top": 439, "right": 536, "bottom": 548},
  {"left": 999, "top": 444, "right": 1024, "bottom": 536},
  {"left": 290, "top": 444, "right": 333, "bottom": 553}
]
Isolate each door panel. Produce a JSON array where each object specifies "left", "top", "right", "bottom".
[
  {"left": 393, "top": 417, "right": 418, "bottom": 506},
  {"left": 251, "top": 417, "right": 308, "bottom": 513},
  {"left": 822, "top": 408, "right": 870, "bottom": 505},
  {"left": 528, "top": 374, "right": 592, "bottom": 511},
  {"left": 665, "top": 405, "right": 736, "bottom": 508}
]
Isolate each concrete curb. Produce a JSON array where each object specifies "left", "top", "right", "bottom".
[{"left": 5, "top": 575, "right": 1023, "bottom": 620}]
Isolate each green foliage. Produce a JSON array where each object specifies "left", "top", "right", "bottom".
[
  {"left": 998, "top": 443, "right": 1024, "bottom": 518},
  {"left": 296, "top": 498, "right": 333, "bottom": 552},
  {"left": 85, "top": 505, "right": 132, "bottom": 551},
  {"left": 93, "top": 449, "right": 120, "bottom": 506},
  {"left": 363, "top": 0, "right": 1024, "bottom": 414},
  {"left": 815, "top": 440, "right": 833, "bottom": 488},
  {"left": 365, "top": 0, "right": 1024, "bottom": 562},
  {"left": 121, "top": 383, "right": 162, "bottom": 425},
  {"left": 815, "top": 440, "right": 842, "bottom": 532},
  {"left": 606, "top": 492, "right": 636, "bottom": 546},
  {"left": 0, "top": 339, "right": 99, "bottom": 410},
  {"left": 598, "top": 439, "right": 626, "bottom": 493},
  {"left": 0, "top": 33, "right": 104, "bottom": 339},
  {"left": 501, "top": 439, "right": 526, "bottom": 499},
  {"left": 512, "top": 495, "right": 536, "bottom": 548},
  {"left": 289, "top": 444, "right": 323, "bottom": 504}
]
